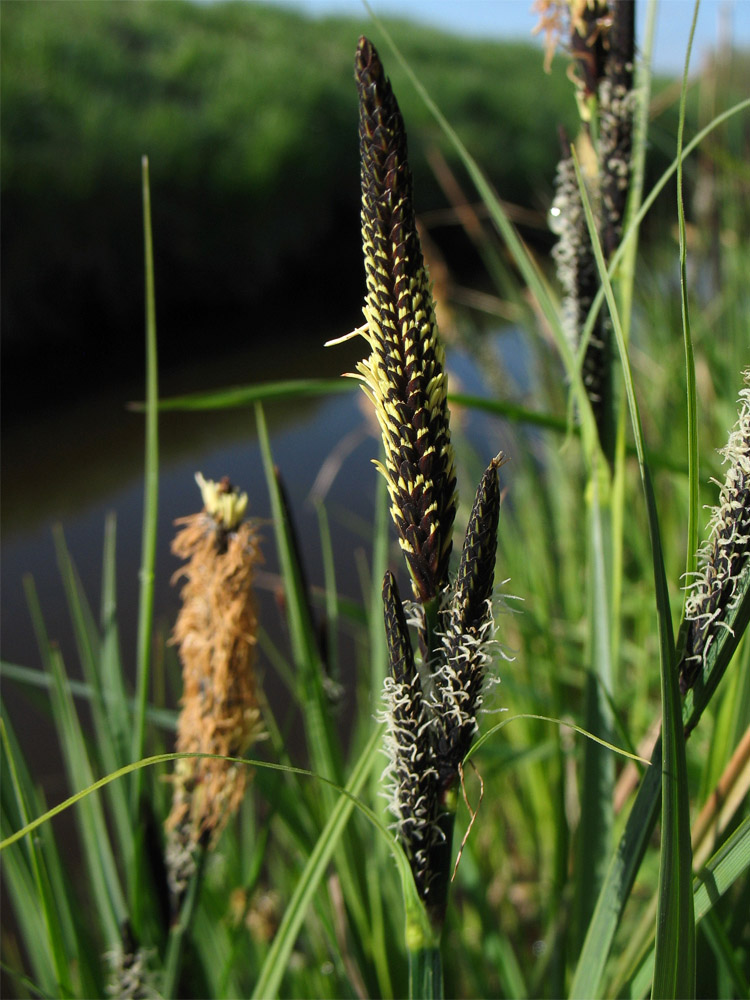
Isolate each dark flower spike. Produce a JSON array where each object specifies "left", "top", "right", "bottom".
[
  {"left": 432, "top": 454, "right": 505, "bottom": 780},
  {"left": 381, "top": 570, "right": 441, "bottom": 901},
  {"left": 681, "top": 372, "right": 750, "bottom": 693},
  {"left": 331, "top": 37, "right": 457, "bottom": 603}
]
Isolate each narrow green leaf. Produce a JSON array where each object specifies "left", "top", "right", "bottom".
[
  {"left": 1, "top": 716, "right": 72, "bottom": 997},
  {"left": 51, "top": 526, "right": 134, "bottom": 869},
  {"left": 44, "top": 641, "right": 127, "bottom": 948},
  {"left": 255, "top": 401, "right": 341, "bottom": 786},
  {"left": 99, "top": 513, "right": 131, "bottom": 759},
  {"left": 627, "top": 815, "right": 750, "bottom": 999},
  {"left": 147, "top": 377, "right": 354, "bottom": 411},
  {"left": 131, "top": 154, "right": 159, "bottom": 799},
  {"left": 250, "top": 723, "right": 385, "bottom": 1000},
  {"left": 573, "top": 470, "right": 615, "bottom": 950}
]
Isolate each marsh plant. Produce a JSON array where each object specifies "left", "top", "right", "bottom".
[
  {"left": 2, "top": 4, "right": 750, "bottom": 999},
  {"left": 328, "top": 39, "right": 511, "bottom": 976}
]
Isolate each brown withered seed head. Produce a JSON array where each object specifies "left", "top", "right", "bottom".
[
  {"left": 352, "top": 36, "right": 457, "bottom": 603},
  {"left": 166, "top": 477, "right": 264, "bottom": 882}
]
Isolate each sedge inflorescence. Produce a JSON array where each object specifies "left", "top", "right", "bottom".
[
  {"left": 165, "top": 473, "right": 264, "bottom": 894},
  {"left": 546, "top": 1, "right": 635, "bottom": 451},
  {"left": 333, "top": 37, "right": 510, "bottom": 926},
  {"left": 332, "top": 35, "right": 457, "bottom": 607},
  {"left": 681, "top": 372, "right": 750, "bottom": 693}
]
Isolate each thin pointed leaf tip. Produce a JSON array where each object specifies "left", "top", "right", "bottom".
[{"left": 346, "top": 36, "right": 457, "bottom": 603}]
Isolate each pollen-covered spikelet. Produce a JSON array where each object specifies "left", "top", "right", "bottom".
[
  {"left": 681, "top": 373, "right": 750, "bottom": 693},
  {"left": 431, "top": 455, "right": 505, "bottom": 782},
  {"left": 380, "top": 570, "right": 441, "bottom": 901},
  {"left": 165, "top": 473, "right": 264, "bottom": 893},
  {"left": 334, "top": 36, "right": 457, "bottom": 604}
]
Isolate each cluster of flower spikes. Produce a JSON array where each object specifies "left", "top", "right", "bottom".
[{"left": 343, "top": 37, "right": 506, "bottom": 922}]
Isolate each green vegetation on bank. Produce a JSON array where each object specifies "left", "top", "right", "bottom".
[
  {"left": 1, "top": 0, "right": 575, "bottom": 408},
  {"left": 4, "top": 0, "right": 747, "bottom": 412}
]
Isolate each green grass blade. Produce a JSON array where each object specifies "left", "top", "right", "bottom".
[
  {"left": 39, "top": 640, "right": 127, "bottom": 948},
  {"left": 250, "top": 723, "right": 385, "bottom": 1000},
  {"left": 651, "top": 651, "right": 694, "bottom": 999},
  {"left": 573, "top": 478, "right": 615, "bottom": 949},
  {"left": 577, "top": 96, "right": 750, "bottom": 380},
  {"left": 0, "top": 661, "right": 176, "bottom": 732},
  {"left": 676, "top": 1, "right": 701, "bottom": 600},
  {"left": 314, "top": 500, "right": 340, "bottom": 695},
  {"left": 51, "top": 526, "right": 134, "bottom": 868},
  {"left": 570, "top": 739, "right": 663, "bottom": 998},
  {"left": 571, "top": 144, "right": 694, "bottom": 1000},
  {"left": 1, "top": 716, "right": 72, "bottom": 997},
  {"left": 652, "top": 13, "right": 701, "bottom": 994},
  {"left": 148, "top": 377, "right": 354, "bottom": 411},
  {"left": 627, "top": 815, "right": 750, "bottom": 998},
  {"left": 131, "top": 154, "right": 159, "bottom": 796},
  {"left": 99, "top": 512, "right": 131, "bottom": 759},
  {"left": 255, "top": 401, "right": 341, "bottom": 786}
]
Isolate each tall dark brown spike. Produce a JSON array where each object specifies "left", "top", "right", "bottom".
[
  {"left": 599, "top": 0, "right": 635, "bottom": 260},
  {"left": 432, "top": 455, "right": 503, "bottom": 781},
  {"left": 452, "top": 454, "right": 503, "bottom": 628},
  {"left": 349, "top": 37, "right": 457, "bottom": 604}
]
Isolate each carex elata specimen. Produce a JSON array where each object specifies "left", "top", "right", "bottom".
[{"left": 331, "top": 36, "right": 507, "bottom": 933}]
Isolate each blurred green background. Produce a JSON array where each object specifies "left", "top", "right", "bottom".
[{"left": 2, "top": 0, "right": 587, "bottom": 416}]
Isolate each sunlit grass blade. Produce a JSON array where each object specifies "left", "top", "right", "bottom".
[
  {"left": 576, "top": 96, "right": 750, "bottom": 390},
  {"left": 570, "top": 737, "right": 662, "bottom": 998},
  {"left": 572, "top": 474, "right": 615, "bottom": 951},
  {"left": 676, "top": 3, "right": 701, "bottom": 602}
]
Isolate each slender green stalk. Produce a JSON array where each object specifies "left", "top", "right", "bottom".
[
  {"left": 251, "top": 724, "right": 384, "bottom": 1000},
  {"left": 677, "top": 1, "right": 702, "bottom": 607},
  {"left": 131, "top": 155, "right": 159, "bottom": 801}
]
